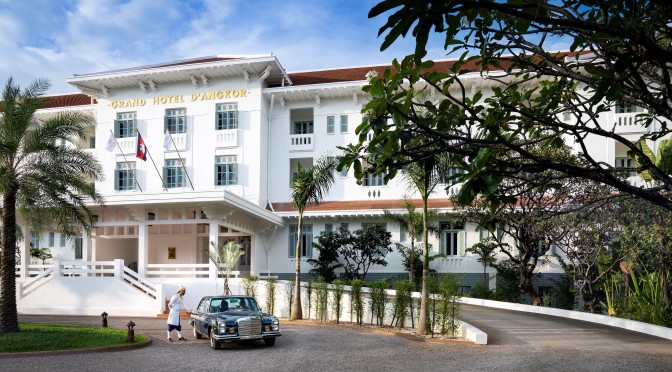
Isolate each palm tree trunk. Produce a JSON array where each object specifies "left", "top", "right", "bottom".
[
  {"left": 291, "top": 214, "right": 303, "bottom": 320},
  {"left": 0, "top": 189, "right": 20, "bottom": 333},
  {"left": 417, "top": 199, "right": 429, "bottom": 334}
]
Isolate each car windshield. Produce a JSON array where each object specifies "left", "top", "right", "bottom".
[{"left": 209, "top": 297, "right": 260, "bottom": 312}]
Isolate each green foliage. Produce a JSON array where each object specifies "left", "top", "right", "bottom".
[
  {"left": 307, "top": 230, "right": 344, "bottom": 282},
  {"left": 350, "top": 279, "right": 365, "bottom": 325},
  {"left": 313, "top": 278, "right": 329, "bottom": 322},
  {"left": 435, "top": 274, "right": 461, "bottom": 337},
  {"left": 621, "top": 269, "right": 672, "bottom": 326},
  {"left": 0, "top": 323, "right": 146, "bottom": 352},
  {"left": 331, "top": 279, "right": 346, "bottom": 324},
  {"left": 369, "top": 279, "right": 389, "bottom": 326},
  {"left": 204, "top": 241, "right": 244, "bottom": 295},
  {"left": 29, "top": 247, "right": 53, "bottom": 264},
  {"left": 242, "top": 275, "right": 258, "bottom": 297},
  {"left": 491, "top": 260, "right": 522, "bottom": 303},
  {"left": 466, "top": 238, "right": 498, "bottom": 285},
  {"left": 284, "top": 278, "right": 295, "bottom": 315},
  {"left": 265, "top": 277, "right": 277, "bottom": 315},
  {"left": 468, "top": 282, "right": 492, "bottom": 300},
  {"left": 339, "top": 225, "right": 393, "bottom": 281},
  {"left": 551, "top": 275, "right": 577, "bottom": 311},
  {"left": 392, "top": 279, "right": 413, "bottom": 328}
]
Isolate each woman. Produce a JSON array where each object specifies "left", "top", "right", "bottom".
[{"left": 167, "top": 286, "right": 190, "bottom": 341}]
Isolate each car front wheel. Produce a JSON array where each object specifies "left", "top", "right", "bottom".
[
  {"left": 264, "top": 337, "right": 276, "bottom": 346},
  {"left": 193, "top": 325, "right": 202, "bottom": 339},
  {"left": 210, "top": 330, "right": 221, "bottom": 350}
]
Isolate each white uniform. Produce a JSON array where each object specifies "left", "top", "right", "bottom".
[{"left": 168, "top": 294, "right": 187, "bottom": 326}]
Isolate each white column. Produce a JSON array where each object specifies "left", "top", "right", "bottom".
[
  {"left": 81, "top": 230, "right": 89, "bottom": 261},
  {"left": 250, "top": 235, "right": 258, "bottom": 276},
  {"left": 20, "top": 225, "right": 30, "bottom": 280},
  {"left": 208, "top": 222, "right": 218, "bottom": 280},
  {"left": 138, "top": 223, "right": 148, "bottom": 277}
]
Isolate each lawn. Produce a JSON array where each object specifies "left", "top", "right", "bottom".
[{"left": 0, "top": 323, "right": 147, "bottom": 353}]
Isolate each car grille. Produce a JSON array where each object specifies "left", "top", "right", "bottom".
[{"left": 238, "top": 317, "right": 261, "bottom": 336}]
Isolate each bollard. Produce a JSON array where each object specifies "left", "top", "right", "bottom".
[
  {"left": 126, "top": 321, "right": 136, "bottom": 343},
  {"left": 101, "top": 312, "right": 108, "bottom": 327}
]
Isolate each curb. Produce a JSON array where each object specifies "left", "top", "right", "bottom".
[{"left": 0, "top": 335, "right": 153, "bottom": 359}]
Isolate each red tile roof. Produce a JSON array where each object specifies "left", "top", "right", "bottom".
[
  {"left": 41, "top": 94, "right": 96, "bottom": 109},
  {"left": 271, "top": 199, "right": 455, "bottom": 213}
]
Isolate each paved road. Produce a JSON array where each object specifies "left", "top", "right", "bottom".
[{"left": 5, "top": 309, "right": 672, "bottom": 372}]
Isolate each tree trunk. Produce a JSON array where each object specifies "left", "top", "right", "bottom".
[
  {"left": 0, "top": 189, "right": 20, "bottom": 333},
  {"left": 416, "top": 199, "right": 429, "bottom": 334},
  {"left": 409, "top": 239, "right": 415, "bottom": 284},
  {"left": 290, "top": 214, "right": 303, "bottom": 320}
]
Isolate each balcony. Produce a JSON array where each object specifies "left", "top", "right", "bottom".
[
  {"left": 614, "top": 112, "right": 647, "bottom": 134},
  {"left": 215, "top": 129, "right": 238, "bottom": 148},
  {"left": 114, "top": 137, "right": 136, "bottom": 154},
  {"left": 167, "top": 133, "right": 189, "bottom": 151},
  {"left": 290, "top": 134, "right": 314, "bottom": 151}
]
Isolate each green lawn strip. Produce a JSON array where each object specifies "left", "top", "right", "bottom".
[{"left": 0, "top": 323, "right": 147, "bottom": 353}]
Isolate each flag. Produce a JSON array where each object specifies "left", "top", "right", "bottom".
[
  {"left": 106, "top": 132, "right": 116, "bottom": 152},
  {"left": 136, "top": 132, "right": 147, "bottom": 161},
  {"left": 163, "top": 130, "right": 172, "bottom": 151}
]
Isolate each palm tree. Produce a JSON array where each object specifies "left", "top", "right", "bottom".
[
  {"left": 401, "top": 153, "right": 450, "bottom": 334},
  {"left": 289, "top": 156, "right": 336, "bottom": 320},
  {"left": 0, "top": 77, "right": 104, "bottom": 333},
  {"left": 205, "top": 240, "right": 245, "bottom": 295},
  {"left": 383, "top": 198, "right": 437, "bottom": 285},
  {"left": 466, "top": 238, "right": 499, "bottom": 286}
]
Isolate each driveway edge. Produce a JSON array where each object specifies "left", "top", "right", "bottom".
[{"left": 0, "top": 335, "right": 153, "bottom": 359}]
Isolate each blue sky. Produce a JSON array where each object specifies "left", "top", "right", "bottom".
[{"left": 0, "top": 0, "right": 451, "bottom": 94}]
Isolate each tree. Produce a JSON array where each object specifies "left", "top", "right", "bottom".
[
  {"left": 466, "top": 238, "right": 499, "bottom": 287},
  {"left": 30, "top": 246, "right": 53, "bottom": 265},
  {"left": 307, "top": 230, "right": 344, "bottom": 283},
  {"left": 0, "top": 77, "right": 104, "bottom": 333},
  {"left": 205, "top": 240, "right": 244, "bottom": 295},
  {"left": 383, "top": 199, "right": 434, "bottom": 284},
  {"left": 289, "top": 156, "right": 336, "bottom": 320},
  {"left": 338, "top": 224, "right": 392, "bottom": 281},
  {"left": 343, "top": 1, "right": 672, "bottom": 217}
]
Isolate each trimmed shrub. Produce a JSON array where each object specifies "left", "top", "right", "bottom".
[
  {"left": 350, "top": 279, "right": 365, "bottom": 325},
  {"left": 331, "top": 279, "right": 346, "bottom": 324}
]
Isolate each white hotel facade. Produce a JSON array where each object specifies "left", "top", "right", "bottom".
[{"left": 13, "top": 55, "right": 641, "bottom": 316}]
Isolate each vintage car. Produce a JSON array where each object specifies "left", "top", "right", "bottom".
[{"left": 189, "top": 295, "right": 281, "bottom": 350}]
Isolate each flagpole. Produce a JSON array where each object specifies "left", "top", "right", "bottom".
[
  {"left": 166, "top": 130, "right": 195, "bottom": 190},
  {"left": 138, "top": 129, "right": 168, "bottom": 191},
  {"left": 110, "top": 129, "right": 143, "bottom": 193}
]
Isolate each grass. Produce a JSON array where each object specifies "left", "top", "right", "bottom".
[{"left": 0, "top": 323, "right": 147, "bottom": 353}]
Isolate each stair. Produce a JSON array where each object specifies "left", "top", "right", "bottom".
[{"left": 156, "top": 310, "right": 191, "bottom": 319}]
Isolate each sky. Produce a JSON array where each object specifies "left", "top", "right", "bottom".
[{"left": 0, "top": 0, "right": 451, "bottom": 94}]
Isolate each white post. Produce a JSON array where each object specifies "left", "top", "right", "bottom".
[
  {"left": 20, "top": 225, "right": 30, "bottom": 280},
  {"left": 114, "top": 259, "right": 124, "bottom": 281},
  {"left": 53, "top": 259, "right": 61, "bottom": 277},
  {"left": 208, "top": 222, "right": 218, "bottom": 280},
  {"left": 250, "top": 235, "right": 258, "bottom": 276},
  {"left": 138, "top": 223, "right": 148, "bottom": 277},
  {"left": 156, "top": 283, "right": 165, "bottom": 313}
]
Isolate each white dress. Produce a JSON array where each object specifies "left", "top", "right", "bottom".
[{"left": 167, "top": 294, "right": 187, "bottom": 325}]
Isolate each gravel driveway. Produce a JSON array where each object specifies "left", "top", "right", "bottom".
[{"left": 5, "top": 312, "right": 672, "bottom": 372}]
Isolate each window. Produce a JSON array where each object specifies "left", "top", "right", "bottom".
[
  {"left": 327, "top": 116, "right": 335, "bottom": 134},
  {"left": 30, "top": 232, "right": 40, "bottom": 248},
  {"left": 288, "top": 224, "right": 313, "bottom": 258},
  {"left": 439, "top": 221, "right": 465, "bottom": 256},
  {"left": 165, "top": 108, "right": 186, "bottom": 133},
  {"left": 74, "top": 238, "right": 82, "bottom": 259},
  {"left": 115, "top": 162, "right": 136, "bottom": 191},
  {"left": 164, "top": 159, "right": 186, "bottom": 188},
  {"left": 325, "top": 223, "right": 333, "bottom": 233},
  {"left": 615, "top": 102, "right": 641, "bottom": 114},
  {"left": 216, "top": 103, "right": 238, "bottom": 130},
  {"left": 215, "top": 155, "right": 237, "bottom": 186},
  {"left": 363, "top": 172, "right": 385, "bottom": 186},
  {"left": 114, "top": 112, "right": 136, "bottom": 138},
  {"left": 47, "top": 232, "right": 55, "bottom": 247},
  {"left": 293, "top": 121, "right": 313, "bottom": 134},
  {"left": 441, "top": 167, "right": 465, "bottom": 186},
  {"left": 615, "top": 157, "right": 637, "bottom": 177},
  {"left": 340, "top": 223, "right": 349, "bottom": 231},
  {"left": 88, "top": 136, "right": 96, "bottom": 148},
  {"left": 400, "top": 225, "right": 407, "bottom": 242},
  {"left": 340, "top": 115, "right": 348, "bottom": 133},
  {"left": 361, "top": 222, "right": 386, "bottom": 230},
  {"left": 60, "top": 234, "right": 66, "bottom": 247}
]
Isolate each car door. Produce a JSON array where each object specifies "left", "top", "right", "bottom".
[{"left": 192, "top": 298, "right": 209, "bottom": 334}]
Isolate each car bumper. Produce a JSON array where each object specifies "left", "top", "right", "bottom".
[{"left": 212, "top": 331, "right": 281, "bottom": 342}]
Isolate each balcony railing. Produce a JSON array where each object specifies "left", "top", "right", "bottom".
[
  {"left": 215, "top": 129, "right": 238, "bottom": 148},
  {"left": 167, "top": 133, "right": 189, "bottom": 151},
  {"left": 290, "top": 134, "right": 314, "bottom": 151},
  {"left": 614, "top": 112, "right": 647, "bottom": 133}
]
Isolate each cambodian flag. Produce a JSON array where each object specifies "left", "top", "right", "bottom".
[{"left": 136, "top": 132, "right": 147, "bottom": 161}]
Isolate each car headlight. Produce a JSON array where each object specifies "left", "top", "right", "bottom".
[
  {"left": 218, "top": 321, "right": 227, "bottom": 333},
  {"left": 272, "top": 317, "right": 280, "bottom": 331}
]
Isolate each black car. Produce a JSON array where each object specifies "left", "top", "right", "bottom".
[{"left": 189, "top": 295, "right": 281, "bottom": 350}]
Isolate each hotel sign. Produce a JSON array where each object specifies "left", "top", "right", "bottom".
[{"left": 108, "top": 89, "right": 248, "bottom": 109}]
